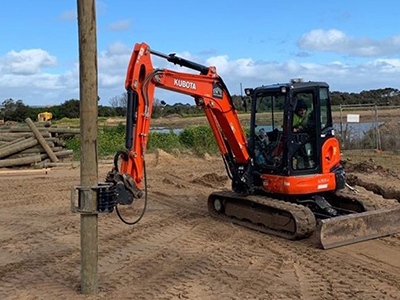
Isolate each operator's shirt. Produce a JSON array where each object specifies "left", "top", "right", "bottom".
[{"left": 293, "top": 113, "right": 308, "bottom": 129}]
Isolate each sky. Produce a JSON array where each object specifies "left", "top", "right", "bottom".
[{"left": 0, "top": 0, "right": 399, "bottom": 106}]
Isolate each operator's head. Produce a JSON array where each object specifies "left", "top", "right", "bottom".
[{"left": 295, "top": 99, "right": 307, "bottom": 117}]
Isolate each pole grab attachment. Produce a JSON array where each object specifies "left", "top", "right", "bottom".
[{"left": 71, "top": 182, "right": 117, "bottom": 214}]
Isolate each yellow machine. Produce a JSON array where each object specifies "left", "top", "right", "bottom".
[{"left": 37, "top": 112, "right": 53, "bottom": 122}]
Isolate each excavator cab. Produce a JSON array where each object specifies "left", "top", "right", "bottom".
[{"left": 247, "top": 80, "right": 345, "bottom": 196}]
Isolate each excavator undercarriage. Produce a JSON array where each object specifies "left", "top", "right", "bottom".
[
  {"left": 208, "top": 188, "right": 400, "bottom": 249},
  {"left": 208, "top": 191, "right": 316, "bottom": 240}
]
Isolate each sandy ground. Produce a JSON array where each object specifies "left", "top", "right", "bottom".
[{"left": 1, "top": 151, "right": 400, "bottom": 300}]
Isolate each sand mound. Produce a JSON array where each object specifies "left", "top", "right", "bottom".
[
  {"left": 343, "top": 158, "right": 398, "bottom": 178},
  {"left": 191, "top": 173, "right": 228, "bottom": 188},
  {"left": 154, "top": 149, "right": 175, "bottom": 165}
]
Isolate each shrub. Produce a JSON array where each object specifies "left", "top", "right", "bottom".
[
  {"left": 147, "top": 131, "right": 181, "bottom": 152},
  {"left": 98, "top": 130, "right": 125, "bottom": 157},
  {"left": 64, "top": 136, "right": 81, "bottom": 160},
  {"left": 179, "top": 125, "right": 218, "bottom": 155},
  {"left": 103, "top": 123, "right": 126, "bottom": 135}
]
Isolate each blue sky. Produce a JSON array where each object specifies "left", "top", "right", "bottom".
[{"left": 0, "top": 0, "right": 399, "bottom": 106}]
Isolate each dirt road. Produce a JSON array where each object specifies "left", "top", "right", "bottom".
[{"left": 1, "top": 151, "right": 400, "bottom": 299}]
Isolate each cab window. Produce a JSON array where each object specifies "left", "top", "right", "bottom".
[{"left": 291, "top": 91, "right": 317, "bottom": 170}]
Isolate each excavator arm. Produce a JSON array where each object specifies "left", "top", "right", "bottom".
[{"left": 106, "top": 43, "right": 253, "bottom": 206}]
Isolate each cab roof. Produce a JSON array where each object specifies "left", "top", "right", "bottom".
[{"left": 255, "top": 81, "right": 329, "bottom": 93}]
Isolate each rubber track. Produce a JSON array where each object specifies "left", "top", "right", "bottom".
[{"left": 208, "top": 190, "right": 316, "bottom": 240}]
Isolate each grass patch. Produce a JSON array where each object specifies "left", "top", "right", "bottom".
[
  {"left": 53, "top": 117, "right": 80, "bottom": 127},
  {"left": 65, "top": 124, "right": 220, "bottom": 159},
  {"left": 65, "top": 124, "right": 125, "bottom": 160},
  {"left": 147, "top": 131, "right": 181, "bottom": 152},
  {"left": 179, "top": 125, "right": 218, "bottom": 155}
]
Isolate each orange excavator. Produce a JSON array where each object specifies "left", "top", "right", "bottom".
[{"left": 98, "top": 42, "right": 400, "bottom": 249}]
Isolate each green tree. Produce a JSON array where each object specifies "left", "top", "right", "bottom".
[
  {"left": 57, "top": 99, "right": 80, "bottom": 118},
  {"left": 0, "top": 98, "right": 31, "bottom": 122}
]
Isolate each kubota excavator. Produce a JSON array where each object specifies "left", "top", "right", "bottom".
[{"left": 80, "top": 42, "right": 400, "bottom": 249}]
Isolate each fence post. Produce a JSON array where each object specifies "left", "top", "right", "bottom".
[
  {"left": 374, "top": 104, "right": 382, "bottom": 151},
  {"left": 339, "top": 104, "right": 344, "bottom": 147}
]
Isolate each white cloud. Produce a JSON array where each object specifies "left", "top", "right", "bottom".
[
  {"left": 365, "top": 58, "right": 400, "bottom": 73},
  {"left": 98, "top": 42, "right": 132, "bottom": 87},
  {"left": 206, "top": 55, "right": 230, "bottom": 73},
  {"left": 1, "top": 44, "right": 400, "bottom": 106},
  {"left": 1, "top": 49, "right": 57, "bottom": 75},
  {"left": 0, "top": 49, "right": 76, "bottom": 104},
  {"left": 107, "top": 19, "right": 132, "bottom": 31},
  {"left": 206, "top": 56, "right": 258, "bottom": 77},
  {"left": 298, "top": 29, "right": 400, "bottom": 57},
  {"left": 107, "top": 42, "right": 131, "bottom": 55}
]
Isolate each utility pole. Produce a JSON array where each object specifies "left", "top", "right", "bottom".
[{"left": 77, "top": 0, "right": 99, "bottom": 294}]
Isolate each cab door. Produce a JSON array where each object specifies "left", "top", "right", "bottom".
[{"left": 288, "top": 88, "right": 320, "bottom": 175}]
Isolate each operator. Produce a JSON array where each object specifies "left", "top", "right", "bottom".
[{"left": 293, "top": 99, "right": 308, "bottom": 133}]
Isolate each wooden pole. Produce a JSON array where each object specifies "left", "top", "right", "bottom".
[
  {"left": 0, "top": 154, "right": 41, "bottom": 168},
  {"left": 0, "top": 137, "right": 38, "bottom": 159},
  {"left": 10, "top": 126, "right": 49, "bottom": 133},
  {"left": 0, "top": 132, "right": 51, "bottom": 138},
  {"left": 0, "top": 137, "right": 26, "bottom": 151},
  {"left": 48, "top": 128, "right": 80, "bottom": 134},
  {"left": 0, "top": 168, "right": 49, "bottom": 176},
  {"left": 77, "top": 0, "right": 99, "bottom": 295},
  {"left": 40, "top": 149, "right": 74, "bottom": 160},
  {"left": 25, "top": 118, "right": 59, "bottom": 162},
  {"left": 0, "top": 136, "right": 19, "bottom": 142}
]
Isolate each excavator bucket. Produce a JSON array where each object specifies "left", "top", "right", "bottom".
[{"left": 317, "top": 206, "right": 400, "bottom": 249}]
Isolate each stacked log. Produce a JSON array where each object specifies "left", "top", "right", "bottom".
[{"left": 0, "top": 119, "right": 78, "bottom": 168}]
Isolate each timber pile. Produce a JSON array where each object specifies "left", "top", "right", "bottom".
[{"left": 0, "top": 118, "right": 78, "bottom": 169}]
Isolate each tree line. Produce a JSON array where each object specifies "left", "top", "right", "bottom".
[
  {"left": 330, "top": 88, "right": 400, "bottom": 106},
  {"left": 1, "top": 88, "right": 400, "bottom": 122}
]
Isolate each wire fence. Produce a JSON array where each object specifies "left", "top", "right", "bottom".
[{"left": 333, "top": 104, "right": 400, "bottom": 151}]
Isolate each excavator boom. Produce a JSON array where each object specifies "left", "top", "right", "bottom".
[{"left": 120, "top": 43, "right": 250, "bottom": 194}]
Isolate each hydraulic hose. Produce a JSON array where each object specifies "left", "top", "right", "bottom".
[{"left": 115, "top": 159, "right": 148, "bottom": 225}]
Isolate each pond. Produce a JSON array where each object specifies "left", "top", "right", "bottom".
[
  {"left": 334, "top": 122, "right": 384, "bottom": 139},
  {"left": 151, "top": 122, "right": 384, "bottom": 139}
]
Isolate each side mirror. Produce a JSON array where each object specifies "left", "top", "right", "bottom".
[{"left": 244, "top": 88, "right": 254, "bottom": 96}]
